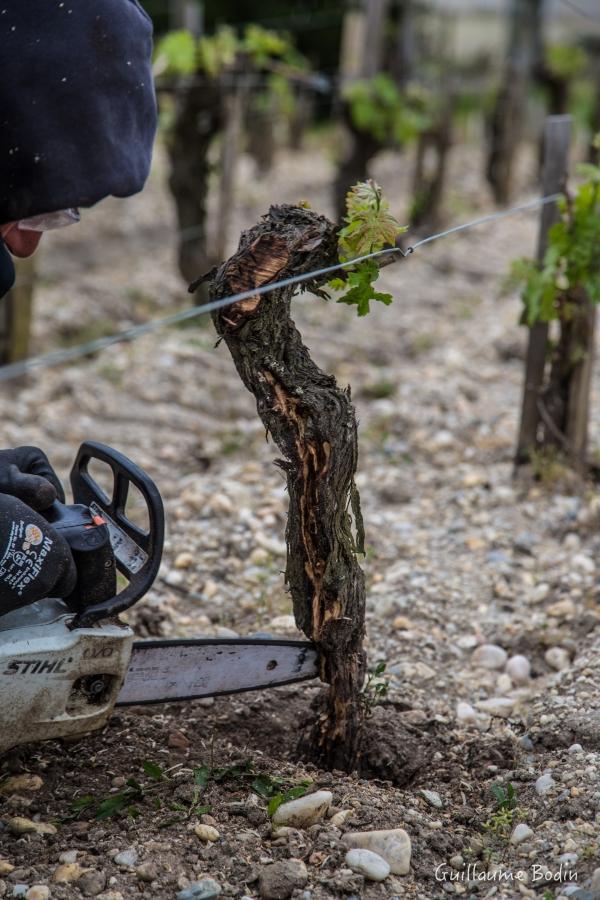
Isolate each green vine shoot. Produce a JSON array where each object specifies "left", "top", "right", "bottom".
[{"left": 327, "top": 180, "right": 406, "bottom": 317}]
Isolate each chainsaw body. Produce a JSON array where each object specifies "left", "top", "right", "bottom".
[
  {"left": 0, "top": 600, "right": 134, "bottom": 753},
  {"left": 0, "top": 442, "right": 164, "bottom": 754}
]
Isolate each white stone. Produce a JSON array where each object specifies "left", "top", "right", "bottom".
[
  {"left": 510, "top": 823, "right": 533, "bottom": 845},
  {"left": 194, "top": 824, "right": 219, "bottom": 842},
  {"left": 329, "top": 809, "right": 352, "bottom": 828},
  {"left": 272, "top": 791, "right": 332, "bottom": 829},
  {"left": 496, "top": 673, "right": 512, "bottom": 694},
  {"left": 420, "top": 790, "right": 442, "bottom": 809},
  {"left": 505, "top": 655, "right": 531, "bottom": 684},
  {"left": 568, "top": 743, "right": 583, "bottom": 755},
  {"left": 545, "top": 647, "right": 570, "bottom": 671},
  {"left": 456, "top": 702, "right": 478, "bottom": 724},
  {"left": 344, "top": 849, "right": 390, "bottom": 882},
  {"left": 25, "top": 888, "right": 51, "bottom": 900},
  {"left": 535, "top": 774, "right": 556, "bottom": 795},
  {"left": 267, "top": 615, "right": 297, "bottom": 632},
  {"left": 113, "top": 849, "right": 138, "bottom": 869},
  {"left": 342, "top": 829, "right": 411, "bottom": 875},
  {"left": 476, "top": 697, "right": 515, "bottom": 718},
  {"left": 572, "top": 553, "right": 594, "bottom": 573},
  {"left": 164, "top": 570, "right": 184, "bottom": 587},
  {"left": 472, "top": 644, "right": 507, "bottom": 670}
]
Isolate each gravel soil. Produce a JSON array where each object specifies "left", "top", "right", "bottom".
[{"left": 0, "top": 138, "right": 599, "bottom": 900}]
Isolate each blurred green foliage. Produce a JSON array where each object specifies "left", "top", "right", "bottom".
[
  {"left": 343, "top": 74, "right": 436, "bottom": 145},
  {"left": 154, "top": 23, "right": 307, "bottom": 78}
]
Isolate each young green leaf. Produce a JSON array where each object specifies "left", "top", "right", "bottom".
[{"left": 142, "top": 761, "right": 164, "bottom": 782}]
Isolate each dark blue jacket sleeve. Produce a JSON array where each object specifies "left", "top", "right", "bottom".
[{"left": 0, "top": 0, "right": 158, "bottom": 223}]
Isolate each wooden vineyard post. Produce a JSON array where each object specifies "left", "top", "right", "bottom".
[
  {"left": 515, "top": 115, "right": 571, "bottom": 467},
  {"left": 361, "top": 0, "right": 390, "bottom": 79},
  {"left": 0, "top": 257, "right": 35, "bottom": 369},
  {"left": 215, "top": 82, "right": 244, "bottom": 263},
  {"left": 334, "top": 0, "right": 391, "bottom": 218},
  {"left": 205, "top": 205, "right": 367, "bottom": 772},
  {"left": 486, "top": 0, "right": 543, "bottom": 204}
]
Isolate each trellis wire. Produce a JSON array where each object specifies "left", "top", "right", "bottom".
[{"left": 0, "top": 191, "right": 563, "bottom": 384}]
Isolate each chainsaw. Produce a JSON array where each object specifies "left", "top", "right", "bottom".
[{"left": 0, "top": 442, "right": 318, "bottom": 755}]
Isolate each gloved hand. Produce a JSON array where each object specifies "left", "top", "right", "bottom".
[
  {"left": 0, "top": 446, "right": 65, "bottom": 511},
  {"left": 0, "top": 493, "right": 77, "bottom": 614}
]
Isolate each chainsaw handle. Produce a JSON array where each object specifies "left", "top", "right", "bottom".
[{"left": 68, "top": 441, "right": 164, "bottom": 628}]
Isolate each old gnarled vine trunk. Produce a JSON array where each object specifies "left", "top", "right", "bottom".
[{"left": 204, "top": 205, "right": 367, "bottom": 771}]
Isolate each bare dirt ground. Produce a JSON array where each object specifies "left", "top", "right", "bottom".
[{"left": 1, "top": 136, "right": 599, "bottom": 900}]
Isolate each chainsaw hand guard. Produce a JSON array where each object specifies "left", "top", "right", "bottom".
[{"left": 67, "top": 442, "right": 164, "bottom": 629}]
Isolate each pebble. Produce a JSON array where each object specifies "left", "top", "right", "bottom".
[
  {"left": 258, "top": 859, "right": 308, "bottom": 899},
  {"left": 78, "top": 870, "right": 107, "bottom": 896},
  {"left": 420, "top": 790, "right": 442, "bottom": 809},
  {"left": 7, "top": 818, "right": 56, "bottom": 836},
  {"left": 505, "top": 655, "right": 531, "bottom": 684},
  {"left": 496, "top": 673, "right": 512, "bottom": 694},
  {"left": 58, "top": 851, "right": 78, "bottom": 865},
  {"left": 545, "top": 646, "right": 570, "bottom": 671},
  {"left": 472, "top": 644, "right": 507, "bottom": 670},
  {"left": 590, "top": 868, "right": 600, "bottom": 894},
  {"left": 0, "top": 864, "right": 14, "bottom": 876},
  {"left": 572, "top": 553, "right": 594, "bottom": 573},
  {"left": 456, "top": 701, "right": 478, "bottom": 724},
  {"left": 113, "top": 849, "right": 138, "bottom": 869},
  {"left": 568, "top": 743, "right": 583, "bottom": 754},
  {"left": 510, "top": 823, "right": 534, "bottom": 844},
  {"left": 272, "top": 791, "right": 332, "bottom": 828},
  {"left": 547, "top": 598, "right": 576, "bottom": 618},
  {"left": 174, "top": 552, "right": 195, "bottom": 569},
  {"left": 329, "top": 809, "right": 352, "bottom": 828},
  {"left": 476, "top": 697, "right": 515, "bottom": 718},
  {"left": 535, "top": 774, "right": 556, "bottom": 795},
  {"left": 342, "top": 829, "right": 411, "bottom": 875},
  {"left": 164, "top": 569, "right": 185, "bottom": 587},
  {"left": 25, "top": 889, "right": 50, "bottom": 900},
  {"left": 176, "top": 880, "right": 222, "bottom": 900},
  {"left": 12, "top": 888, "right": 28, "bottom": 898},
  {"left": 53, "top": 863, "right": 85, "bottom": 883},
  {"left": 193, "top": 824, "right": 219, "bottom": 842},
  {"left": 0, "top": 776, "right": 43, "bottom": 796},
  {"left": 267, "top": 615, "right": 297, "bottom": 632},
  {"left": 345, "top": 849, "right": 390, "bottom": 882}
]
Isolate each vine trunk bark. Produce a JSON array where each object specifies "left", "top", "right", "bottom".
[{"left": 203, "top": 205, "right": 367, "bottom": 771}]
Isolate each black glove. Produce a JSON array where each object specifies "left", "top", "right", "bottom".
[
  {"left": 0, "top": 446, "right": 65, "bottom": 511},
  {"left": 0, "top": 493, "right": 77, "bottom": 615}
]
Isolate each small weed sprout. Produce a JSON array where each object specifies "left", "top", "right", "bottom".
[
  {"left": 360, "top": 661, "right": 390, "bottom": 717},
  {"left": 482, "top": 783, "right": 523, "bottom": 839}
]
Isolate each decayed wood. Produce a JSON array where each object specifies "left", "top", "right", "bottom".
[
  {"left": 205, "top": 205, "right": 367, "bottom": 770},
  {"left": 515, "top": 115, "right": 571, "bottom": 466}
]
